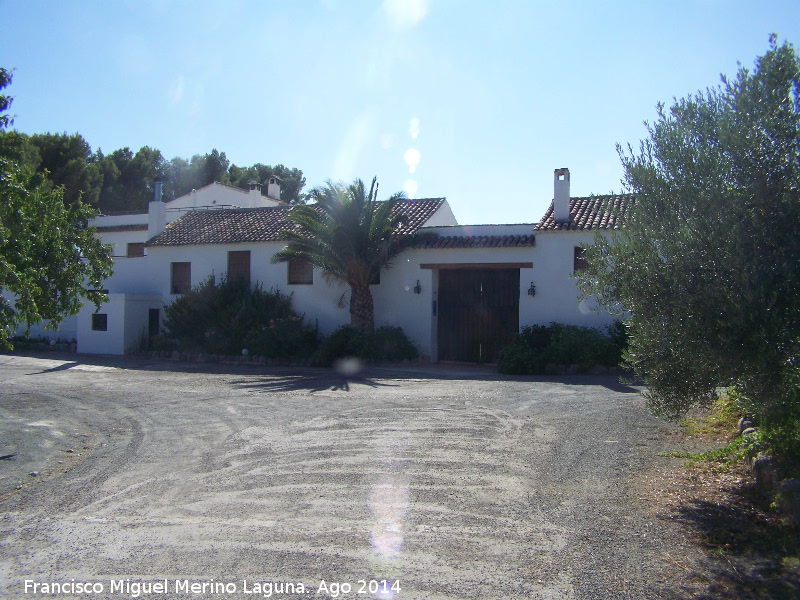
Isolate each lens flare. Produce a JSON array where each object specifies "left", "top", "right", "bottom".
[
  {"left": 334, "top": 356, "right": 363, "bottom": 376},
  {"left": 403, "top": 179, "right": 418, "bottom": 198},
  {"left": 404, "top": 148, "right": 420, "bottom": 173},
  {"left": 369, "top": 480, "right": 410, "bottom": 558},
  {"left": 409, "top": 117, "right": 420, "bottom": 139}
]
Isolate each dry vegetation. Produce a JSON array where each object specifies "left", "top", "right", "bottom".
[{"left": 640, "top": 399, "right": 799, "bottom": 599}]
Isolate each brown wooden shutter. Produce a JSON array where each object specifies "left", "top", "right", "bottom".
[
  {"left": 574, "top": 247, "right": 588, "bottom": 271},
  {"left": 126, "top": 243, "right": 145, "bottom": 258},
  {"left": 288, "top": 259, "right": 313, "bottom": 284},
  {"left": 228, "top": 251, "right": 251, "bottom": 284},
  {"left": 171, "top": 262, "right": 191, "bottom": 294}
]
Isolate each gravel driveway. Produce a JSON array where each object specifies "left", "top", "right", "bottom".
[{"left": 0, "top": 354, "right": 705, "bottom": 599}]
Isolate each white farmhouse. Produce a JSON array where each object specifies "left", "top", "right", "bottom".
[{"left": 27, "top": 169, "right": 632, "bottom": 361}]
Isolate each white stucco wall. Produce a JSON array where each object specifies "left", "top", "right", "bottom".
[
  {"left": 77, "top": 295, "right": 126, "bottom": 355},
  {"left": 144, "top": 243, "right": 352, "bottom": 336},
  {"left": 4, "top": 291, "right": 79, "bottom": 341},
  {"left": 421, "top": 202, "right": 459, "bottom": 227},
  {"left": 527, "top": 230, "right": 616, "bottom": 329},
  {"left": 116, "top": 226, "right": 617, "bottom": 359},
  {"left": 98, "top": 231, "right": 150, "bottom": 258},
  {"left": 103, "top": 255, "right": 161, "bottom": 295},
  {"left": 10, "top": 315, "right": 78, "bottom": 342},
  {"left": 77, "top": 294, "right": 162, "bottom": 355},
  {"left": 75, "top": 199, "right": 621, "bottom": 359},
  {"left": 165, "top": 183, "right": 281, "bottom": 213}
]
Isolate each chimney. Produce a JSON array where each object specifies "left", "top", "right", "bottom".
[
  {"left": 148, "top": 178, "right": 166, "bottom": 238},
  {"left": 554, "top": 168, "right": 570, "bottom": 222},
  {"left": 267, "top": 175, "right": 281, "bottom": 201},
  {"left": 154, "top": 177, "right": 163, "bottom": 203},
  {"left": 249, "top": 180, "right": 263, "bottom": 197}
]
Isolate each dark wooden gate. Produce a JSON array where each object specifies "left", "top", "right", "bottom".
[{"left": 437, "top": 268, "right": 520, "bottom": 363}]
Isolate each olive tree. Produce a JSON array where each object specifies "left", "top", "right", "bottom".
[{"left": 575, "top": 37, "right": 800, "bottom": 456}]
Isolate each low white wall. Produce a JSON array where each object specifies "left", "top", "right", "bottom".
[
  {"left": 122, "top": 295, "right": 163, "bottom": 353},
  {"left": 77, "top": 294, "right": 163, "bottom": 355},
  {"left": 3, "top": 291, "right": 79, "bottom": 341},
  {"left": 78, "top": 295, "right": 126, "bottom": 355}
]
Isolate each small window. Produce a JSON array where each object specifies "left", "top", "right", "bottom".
[
  {"left": 574, "top": 246, "right": 588, "bottom": 271},
  {"left": 288, "top": 259, "right": 313, "bottom": 285},
  {"left": 228, "top": 250, "right": 251, "bottom": 284},
  {"left": 149, "top": 308, "right": 160, "bottom": 339},
  {"left": 91, "top": 313, "right": 108, "bottom": 331},
  {"left": 171, "top": 262, "right": 191, "bottom": 294},
  {"left": 126, "top": 243, "right": 145, "bottom": 258}
]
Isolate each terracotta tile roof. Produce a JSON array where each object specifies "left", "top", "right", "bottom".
[
  {"left": 534, "top": 194, "right": 634, "bottom": 231},
  {"left": 146, "top": 198, "right": 446, "bottom": 247},
  {"left": 389, "top": 198, "right": 447, "bottom": 235},
  {"left": 412, "top": 234, "right": 535, "bottom": 249},
  {"left": 95, "top": 224, "right": 148, "bottom": 233}
]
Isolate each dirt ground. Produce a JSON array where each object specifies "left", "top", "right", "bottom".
[{"left": 0, "top": 354, "right": 771, "bottom": 599}]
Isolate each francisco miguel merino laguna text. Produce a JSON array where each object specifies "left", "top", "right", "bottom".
[{"left": 24, "top": 578, "right": 311, "bottom": 597}]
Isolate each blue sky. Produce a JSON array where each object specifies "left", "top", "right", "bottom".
[{"left": 3, "top": 0, "right": 799, "bottom": 224}]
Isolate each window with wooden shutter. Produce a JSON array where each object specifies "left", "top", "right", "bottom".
[
  {"left": 228, "top": 250, "right": 251, "bottom": 284},
  {"left": 171, "top": 262, "right": 191, "bottom": 294},
  {"left": 573, "top": 246, "right": 588, "bottom": 271},
  {"left": 91, "top": 313, "right": 108, "bottom": 331},
  {"left": 126, "top": 243, "right": 145, "bottom": 258},
  {"left": 288, "top": 259, "right": 313, "bottom": 284}
]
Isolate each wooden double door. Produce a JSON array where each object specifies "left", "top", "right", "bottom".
[{"left": 437, "top": 268, "right": 520, "bottom": 363}]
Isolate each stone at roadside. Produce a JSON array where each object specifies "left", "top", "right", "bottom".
[
  {"left": 738, "top": 417, "right": 754, "bottom": 433},
  {"left": 753, "top": 452, "right": 776, "bottom": 490},
  {"left": 778, "top": 479, "right": 800, "bottom": 528}
]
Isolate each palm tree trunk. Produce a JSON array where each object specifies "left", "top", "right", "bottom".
[{"left": 350, "top": 284, "right": 375, "bottom": 332}]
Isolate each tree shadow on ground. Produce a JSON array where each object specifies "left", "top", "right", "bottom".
[
  {"left": 672, "top": 484, "right": 799, "bottom": 599},
  {"left": 28, "top": 361, "right": 79, "bottom": 375},
  {"left": 6, "top": 350, "right": 641, "bottom": 392},
  {"left": 231, "top": 372, "right": 399, "bottom": 394}
]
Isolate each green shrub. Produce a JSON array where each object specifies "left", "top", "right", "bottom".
[
  {"left": 317, "top": 325, "right": 374, "bottom": 365},
  {"left": 744, "top": 386, "right": 800, "bottom": 469},
  {"left": 374, "top": 325, "right": 418, "bottom": 361},
  {"left": 497, "top": 321, "right": 627, "bottom": 375},
  {"left": 497, "top": 343, "right": 542, "bottom": 375},
  {"left": 162, "top": 275, "right": 318, "bottom": 358},
  {"left": 517, "top": 324, "right": 552, "bottom": 351},
  {"left": 317, "top": 324, "right": 418, "bottom": 366}
]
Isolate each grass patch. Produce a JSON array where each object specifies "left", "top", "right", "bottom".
[
  {"left": 655, "top": 393, "right": 800, "bottom": 598},
  {"left": 660, "top": 434, "right": 763, "bottom": 469},
  {"left": 679, "top": 393, "right": 745, "bottom": 439}
]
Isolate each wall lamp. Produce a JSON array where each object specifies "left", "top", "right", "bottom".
[
  {"left": 413, "top": 280, "right": 422, "bottom": 294},
  {"left": 527, "top": 282, "right": 536, "bottom": 297}
]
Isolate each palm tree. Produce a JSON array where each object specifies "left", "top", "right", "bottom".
[{"left": 271, "top": 177, "right": 409, "bottom": 332}]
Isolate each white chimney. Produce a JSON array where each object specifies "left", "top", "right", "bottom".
[
  {"left": 267, "top": 175, "right": 281, "bottom": 201},
  {"left": 554, "top": 168, "right": 570, "bottom": 222},
  {"left": 147, "top": 178, "right": 166, "bottom": 237},
  {"left": 148, "top": 198, "right": 166, "bottom": 238},
  {"left": 249, "top": 180, "right": 263, "bottom": 197}
]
